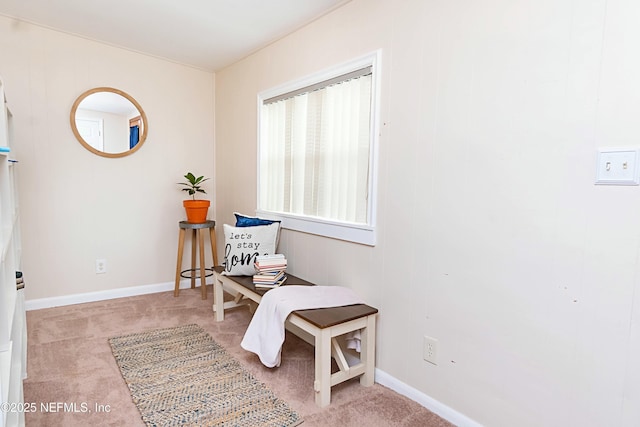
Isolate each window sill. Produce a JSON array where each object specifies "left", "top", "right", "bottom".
[{"left": 256, "top": 210, "right": 376, "bottom": 246}]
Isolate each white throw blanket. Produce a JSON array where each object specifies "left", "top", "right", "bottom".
[{"left": 241, "top": 285, "right": 365, "bottom": 368}]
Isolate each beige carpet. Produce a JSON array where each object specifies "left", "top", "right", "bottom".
[{"left": 24, "top": 286, "right": 455, "bottom": 427}]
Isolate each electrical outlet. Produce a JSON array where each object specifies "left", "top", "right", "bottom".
[
  {"left": 423, "top": 336, "right": 438, "bottom": 365},
  {"left": 95, "top": 258, "right": 107, "bottom": 274}
]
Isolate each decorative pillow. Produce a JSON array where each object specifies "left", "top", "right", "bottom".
[
  {"left": 234, "top": 212, "right": 280, "bottom": 227},
  {"left": 222, "top": 222, "right": 280, "bottom": 276},
  {"left": 234, "top": 212, "right": 282, "bottom": 248}
]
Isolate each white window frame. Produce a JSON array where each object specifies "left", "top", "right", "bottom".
[{"left": 256, "top": 50, "right": 381, "bottom": 246}]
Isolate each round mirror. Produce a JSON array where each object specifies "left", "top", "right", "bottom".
[{"left": 70, "top": 87, "right": 148, "bottom": 158}]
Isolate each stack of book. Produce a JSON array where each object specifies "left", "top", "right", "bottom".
[
  {"left": 16, "top": 271, "right": 24, "bottom": 291},
  {"left": 253, "top": 254, "right": 287, "bottom": 288}
]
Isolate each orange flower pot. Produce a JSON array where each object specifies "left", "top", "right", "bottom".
[{"left": 183, "top": 200, "right": 210, "bottom": 223}]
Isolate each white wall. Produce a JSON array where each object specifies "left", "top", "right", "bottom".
[
  {"left": 0, "top": 15, "right": 215, "bottom": 300},
  {"left": 215, "top": 0, "right": 640, "bottom": 425}
]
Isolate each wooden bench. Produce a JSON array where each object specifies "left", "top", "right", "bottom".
[{"left": 212, "top": 266, "right": 378, "bottom": 407}]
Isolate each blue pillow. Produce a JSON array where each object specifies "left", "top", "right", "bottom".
[
  {"left": 234, "top": 212, "right": 280, "bottom": 227},
  {"left": 234, "top": 212, "right": 281, "bottom": 249}
]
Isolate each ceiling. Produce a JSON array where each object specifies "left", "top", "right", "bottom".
[{"left": 0, "top": 0, "right": 350, "bottom": 72}]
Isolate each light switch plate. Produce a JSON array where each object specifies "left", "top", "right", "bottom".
[{"left": 595, "top": 148, "right": 640, "bottom": 185}]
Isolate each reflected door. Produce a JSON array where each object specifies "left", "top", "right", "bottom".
[{"left": 76, "top": 118, "right": 104, "bottom": 151}]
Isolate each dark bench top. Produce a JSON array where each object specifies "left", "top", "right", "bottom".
[{"left": 214, "top": 266, "right": 378, "bottom": 329}]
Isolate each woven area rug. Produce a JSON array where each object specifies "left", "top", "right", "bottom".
[{"left": 109, "top": 324, "right": 302, "bottom": 427}]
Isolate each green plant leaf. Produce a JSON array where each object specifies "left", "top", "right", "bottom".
[{"left": 179, "top": 172, "right": 209, "bottom": 200}]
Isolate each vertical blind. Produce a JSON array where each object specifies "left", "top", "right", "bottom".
[{"left": 260, "top": 69, "right": 373, "bottom": 224}]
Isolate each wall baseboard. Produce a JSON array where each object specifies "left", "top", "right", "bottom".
[
  {"left": 24, "top": 281, "right": 192, "bottom": 311},
  {"left": 26, "top": 283, "right": 480, "bottom": 427},
  {"left": 375, "top": 369, "right": 482, "bottom": 427}
]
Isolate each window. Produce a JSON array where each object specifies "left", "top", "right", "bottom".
[{"left": 257, "top": 52, "right": 380, "bottom": 246}]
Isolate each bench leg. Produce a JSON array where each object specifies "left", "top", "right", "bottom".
[
  {"left": 213, "top": 275, "right": 225, "bottom": 321},
  {"left": 314, "top": 328, "right": 332, "bottom": 407},
  {"left": 360, "top": 314, "right": 376, "bottom": 387}
]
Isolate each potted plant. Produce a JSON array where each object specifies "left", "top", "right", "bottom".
[{"left": 179, "top": 172, "right": 211, "bottom": 223}]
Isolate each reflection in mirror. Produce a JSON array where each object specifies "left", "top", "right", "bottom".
[{"left": 70, "top": 87, "right": 148, "bottom": 158}]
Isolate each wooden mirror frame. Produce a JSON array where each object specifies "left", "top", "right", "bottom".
[{"left": 70, "top": 87, "right": 148, "bottom": 158}]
